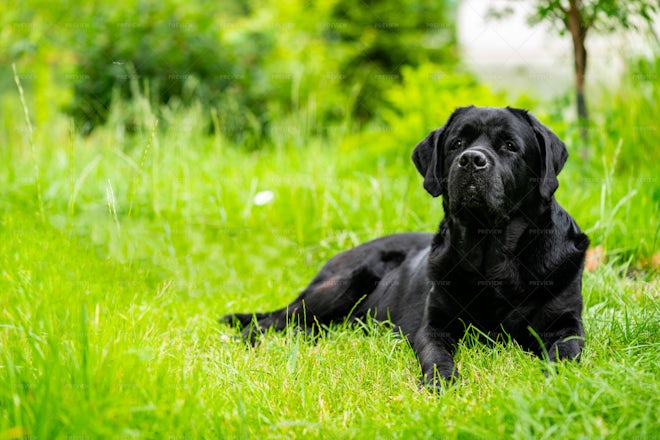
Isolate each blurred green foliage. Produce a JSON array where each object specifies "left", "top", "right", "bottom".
[
  {"left": 70, "top": 4, "right": 237, "bottom": 135},
  {"left": 598, "top": 56, "right": 660, "bottom": 172},
  {"left": 383, "top": 64, "right": 530, "bottom": 147},
  {"left": 2, "top": 0, "right": 457, "bottom": 144},
  {"left": 325, "top": 0, "right": 456, "bottom": 120}
]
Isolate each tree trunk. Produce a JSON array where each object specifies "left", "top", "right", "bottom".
[{"left": 567, "top": 0, "right": 589, "bottom": 140}]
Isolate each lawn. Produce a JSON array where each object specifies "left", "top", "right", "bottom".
[{"left": 1, "top": 69, "right": 659, "bottom": 438}]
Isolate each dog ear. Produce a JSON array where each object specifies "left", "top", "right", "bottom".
[
  {"left": 412, "top": 128, "right": 444, "bottom": 197},
  {"left": 530, "top": 113, "right": 568, "bottom": 200},
  {"left": 412, "top": 108, "right": 466, "bottom": 197},
  {"left": 511, "top": 108, "right": 568, "bottom": 200}
]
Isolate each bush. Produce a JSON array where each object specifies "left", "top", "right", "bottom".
[
  {"left": 381, "top": 63, "right": 536, "bottom": 149},
  {"left": 64, "top": 0, "right": 458, "bottom": 141},
  {"left": 67, "top": 2, "right": 238, "bottom": 135},
  {"left": 326, "top": 0, "right": 457, "bottom": 121},
  {"left": 8, "top": 0, "right": 458, "bottom": 144}
]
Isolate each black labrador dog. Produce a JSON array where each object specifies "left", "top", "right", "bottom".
[{"left": 221, "top": 106, "right": 589, "bottom": 387}]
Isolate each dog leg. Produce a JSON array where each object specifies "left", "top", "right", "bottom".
[{"left": 413, "top": 323, "right": 459, "bottom": 389}]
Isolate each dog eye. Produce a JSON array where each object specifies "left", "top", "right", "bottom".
[
  {"left": 449, "top": 139, "right": 462, "bottom": 150},
  {"left": 504, "top": 141, "right": 518, "bottom": 152}
]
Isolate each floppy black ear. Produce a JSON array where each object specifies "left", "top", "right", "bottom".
[
  {"left": 412, "top": 108, "right": 468, "bottom": 197},
  {"left": 412, "top": 128, "right": 444, "bottom": 197},
  {"left": 513, "top": 109, "right": 568, "bottom": 200}
]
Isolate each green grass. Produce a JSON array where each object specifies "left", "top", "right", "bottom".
[
  {"left": 1, "top": 204, "right": 658, "bottom": 438},
  {"left": 1, "top": 77, "right": 659, "bottom": 438}
]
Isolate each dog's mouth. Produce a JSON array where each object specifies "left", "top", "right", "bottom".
[
  {"left": 451, "top": 178, "right": 488, "bottom": 209},
  {"left": 463, "top": 182, "right": 476, "bottom": 200},
  {"left": 447, "top": 170, "right": 507, "bottom": 223},
  {"left": 463, "top": 183, "right": 481, "bottom": 203}
]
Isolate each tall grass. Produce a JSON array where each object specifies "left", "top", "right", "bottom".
[{"left": 11, "top": 63, "right": 44, "bottom": 221}]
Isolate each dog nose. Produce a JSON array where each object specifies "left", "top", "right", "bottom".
[{"left": 458, "top": 150, "right": 488, "bottom": 170}]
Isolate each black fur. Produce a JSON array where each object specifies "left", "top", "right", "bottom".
[{"left": 220, "top": 106, "right": 589, "bottom": 388}]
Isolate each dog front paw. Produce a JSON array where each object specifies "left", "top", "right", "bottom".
[{"left": 419, "top": 369, "right": 460, "bottom": 393}]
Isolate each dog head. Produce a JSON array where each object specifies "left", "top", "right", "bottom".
[{"left": 412, "top": 106, "right": 568, "bottom": 223}]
